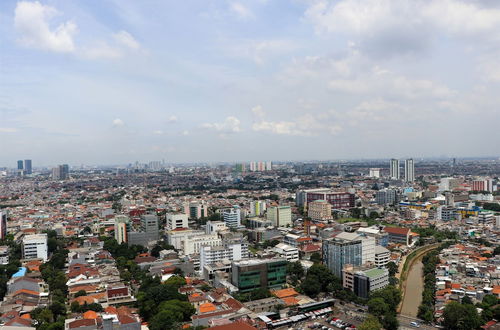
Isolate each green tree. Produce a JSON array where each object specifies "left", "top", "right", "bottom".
[
  {"left": 443, "top": 301, "right": 482, "bottom": 330},
  {"left": 74, "top": 290, "right": 87, "bottom": 298},
  {"left": 310, "top": 252, "right": 322, "bottom": 263},
  {"left": 368, "top": 298, "right": 388, "bottom": 317},
  {"left": 358, "top": 315, "right": 382, "bottom": 330},
  {"left": 386, "top": 261, "right": 398, "bottom": 277},
  {"left": 382, "top": 312, "right": 399, "bottom": 330}
]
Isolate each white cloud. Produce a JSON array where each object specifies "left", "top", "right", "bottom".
[
  {"left": 229, "top": 2, "right": 254, "bottom": 19},
  {"left": 112, "top": 118, "right": 125, "bottom": 127},
  {"left": 226, "top": 39, "right": 297, "bottom": 64},
  {"left": 202, "top": 116, "right": 241, "bottom": 133},
  {"left": 167, "top": 115, "right": 178, "bottom": 123},
  {"left": 81, "top": 42, "right": 123, "bottom": 59},
  {"left": 0, "top": 128, "right": 18, "bottom": 133},
  {"left": 15, "top": 1, "right": 77, "bottom": 53},
  {"left": 153, "top": 130, "right": 164, "bottom": 135},
  {"left": 251, "top": 105, "right": 265, "bottom": 118},
  {"left": 113, "top": 31, "right": 140, "bottom": 50},
  {"left": 181, "top": 130, "right": 189, "bottom": 136}
]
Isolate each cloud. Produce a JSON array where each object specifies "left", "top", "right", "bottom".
[
  {"left": 81, "top": 42, "right": 123, "bottom": 59},
  {"left": 251, "top": 107, "right": 342, "bottom": 136},
  {"left": 0, "top": 128, "right": 18, "bottom": 133},
  {"left": 229, "top": 2, "right": 254, "bottom": 19},
  {"left": 167, "top": 115, "right": 178, "bottom": 123},
  {"left": 153, "top": 130, "right": 164, "bottom": 135},
  {"left": 113, "top": 30, "right": 140, "bottom": 50},
  {"left": 304, "top": 0, "right": 500, "bottom": 57},
  {"left": 202, "top": 116, "right": 241, "bottom": 133},
  {"left": 225, "top": 39, "right": 297, "bottom": 64},
  {"left": 112, "top": 118, "right": 125, "bottom": 127},
  {"left": 14, "top": 1, "right": 77, "bottom": 53},
  {"left": 181, "top": 130, "right": 189, "bottom": 136}
]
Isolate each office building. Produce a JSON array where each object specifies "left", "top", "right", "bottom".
[
  {"left": 166, "top": 213, "right": 188, "bottom": 230},
  {"left": 0, "top": 211, "right": 6, "bottom": 240},
  {"left": 114, "top": 215, "right": 130, "bottom": 244},
  {"left": 267, "top": 205, "right": 292, "bottom": 227},
  {"left": 390, "top": 159, "right": 400, "bottom": 179},
  {"left": 24, "top": 160, "right": 32, "bottom": 175},
  {"left": 374, "top": 246, "right": 391, "bottom": 268},
  {"left": 404, "top": 158, "right": 415, "bottom": 182},
  {"left": 439, "top": 177, "right": 461, "bottom": 191},
  {"left": 472, "top": 179, "right": 494, "bottom": 192},
  {"left": 296, "top": 188, "right": 355, "bottom": 209},
  {"left": 22, "top": 234, "right": 48, "bottom": 261},
  {"left": 322, "top": 236, "right": 362, "bottom": 277},
  {"left": 52, "top": 164, "right": 69, "bottom": 180},
  {"left": 368, "top": 168, "right": 380, "bottom": 178},
  {"left": 383, "top": 227, "right": 412, "bottom": 246},
  {"left": 343, "top": 265, "right": 389, "bottom": 298},
  {"left": 200, "top": 242, "right": 248, "bottom": 269},
  {"left": 222, "top": 206, "right": 241, "bottom": 228},
  {"left": 185, "top": 201, "right": 208, "bottom": 219},
  {"left": 307, "top": 200, "right": 333, "bottom": 222},
  {"left": 205, "top": 221, "right": 228, "bottom": 234},
  {"left": 231, "top": 258, "right": 287, "bottom": 292},
  {"left": 127, "top": 214, "right": 159, "bottom": 247},
  {"left": 273, "top": 243, "right": 299, "bottom": 262},
  {"left": 17, "top": 160, "right": 23, "bottom": 171},
  {"left": 375, "top": 189, "right": 398, "bottom": 205},
  {"left": 250, "top": 200, "right": 266, "bottom": 217}
]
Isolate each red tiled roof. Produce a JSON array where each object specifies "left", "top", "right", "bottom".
[{"left": 384, "top": 227, "right": 410, "bottom": 235}]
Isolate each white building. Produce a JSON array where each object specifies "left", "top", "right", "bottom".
[
  {"left": 267, "top": 206, "right": 292, "bottom": 227},
  {"left": 273, "top": 243, "right": 299, "bottom": 262},
  {"left": 200, "top": 243, "right": 248, "bottom": 269},
  {"left": 335, "top": 232, "right": 375, "bottom": 264},
  {"left": 368, "top": 168, "right": 380, "bottom": 178},
  {"left": 222, "top": 206, "right": 241, "bottom": 228},
  {"left": 404, "top": 158, "right": 415, "bottom": 182},
  {"left": 250, "top": 201, "right": 266, "bottom": 217},
  {"left": 0, "top": 246, "right": 9, "bottom": 265},
  {"left": 22, "top": 234, "right": 48, "bottom": 261},
  {"left": 166, "top": 213, "right": 189, "bottom": 230},
  {"left": 205, "top": 221, "right": 228, "bottom": 234},
  {"left": 374, "top": 246, "right": 390, "bottom": 268},
  {"left": 390, "top": 159, "right": 400, "bottom": 180}
]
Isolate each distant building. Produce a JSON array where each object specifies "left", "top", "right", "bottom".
[
  {"left": 205, "top": 221, "right": 227, "bottom": 234},
  {"left": 250, "top": 200, "right": 266, "bottom": 217},
  {"left": 52, "top": 164, "right": 69, "bottom": 180},
  {"left": 0, "top": 211, "right": 7, "bottom": 240},
  {"left": 22, "top": 234, "right": 48, "bottom": 261},
  {"left": 368, "top": 168, "right": 380, "bottom": 178},
  {"left": 185, "top": 201, "right": 208, "bottom": 219},
  {"left": 404, "top": 159, "right": 415, "bottom": 182},
  {"left": 267, "top": 206, "right": 292, "bottom": 227},
  {"left": 390, "top": 159, "right": 400, "bottom": 180},
  {"left": 375, "top": 189, "right": 399, "bottom": 205},
  {"left": 166, "top": 213, "right": 188, "bottom": 230},
  {"left": 296, "top": 188, "right": 355, "bottom": 209},
  {"left": 24, "top": 159, "right": 32, "bottom": 175},
  {"left": 231, "top": 258, "right": 287, "bottom": 292},
  {"left": 472, "top": 179, "right": 494, "bottom": 192},
  {"left": 273, "top": 243, "right": 299, "bottom": 262},
  {"left": 307, "top": 200, "right": 332, "bottom": 222},
  {"left": 200, "top": 242, "right": 248, "bottom": 269},
  {"left": 222, "top": 206, "right": 241, "bottom": 228},
  {"left": 127, "top": 214, "right": 159, "bottom": 247},
  {"left": 17, "top": 160, "right": 23, "bottom": 171},
  {"left": 249, "top": 161, "right": 272, "bottom": 172}
]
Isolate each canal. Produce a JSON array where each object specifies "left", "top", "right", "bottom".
[{"left": 400, "top": 255, "right": 424, "bottom": 317}]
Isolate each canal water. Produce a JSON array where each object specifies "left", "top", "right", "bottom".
[{"left": 400, "top": 256, "right": 424, "bottom": 317}]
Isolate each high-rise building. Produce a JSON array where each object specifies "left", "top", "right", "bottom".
[
  {"left": 322, "top": 236, "right": 363, "bottom": 277},
  {"left": 17, "top": 160, "right": 23, "bottom": 175},
  {"left": 52, "top": 164, "right": 70, "bottom": 180},
  {"left": 472, "top": 179, "right": 494, "bottom": 192},
  {"left": 24, "top": 160, "right": 32, "bottom": 175},
  {"left": 267, "top": 205, "right": 292, "bottom": 227},
  {"left": 389, "top": 159, "right": 400, "bottom": 180},
  {"left": 114, "top": 215, "right": 130, "bottom": 244},
  {"left": 404, "top": 158, "right": 415, "bottom": 182},
  {"left": 222, "top": 206, "right": 241, "bottom": 228},
  {"left": 368, "top": 168, "right": 380, "bottom": 178},
  {"left": 249, "top": 161, "right": 272, "bottom": 172},
  {"left": 22, "top": 234, "right": 48, "bottom": 261},
  {"left": 231, "top": 258, "right": 287, "bottom": 292},
  {"left": 250, "top": 200, "right": 266, "bottom": 216},
  {"left": 0, "top": 211, "right": 7, "bottom": 240}
]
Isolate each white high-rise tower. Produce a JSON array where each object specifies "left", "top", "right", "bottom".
[
  {"left": 390, "top": 159, "right": 400, "bottom": 179},
  {"left": 404, "top": 159, "right": 415, "bottom": 182}
]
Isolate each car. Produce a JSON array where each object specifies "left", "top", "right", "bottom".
[{"left": 410, "top": 321, "right": 421, "bottom": 328}]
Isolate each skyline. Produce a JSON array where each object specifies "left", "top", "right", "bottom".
[{"left": 1, "top": 0, "right": 500, "bottom": 165}]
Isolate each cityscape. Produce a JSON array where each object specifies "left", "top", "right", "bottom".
[{"left": 1, "top": 1, "right": 500, "bottom": 330}]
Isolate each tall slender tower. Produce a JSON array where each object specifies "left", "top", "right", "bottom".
[
  {"left": 405, "top": 159, "right": 415, "bottom": 182},
  {"left": 390, "top": 159, "right": 400, "bottom": 179}
]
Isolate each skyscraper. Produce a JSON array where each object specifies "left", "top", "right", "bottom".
[
  {"left": 389, "top": 159, "right": 400, "bottom": 180},
  {"left": 404, "top": 158, "right": 415, "bottom": 182},
  {"left": 52, "top": 164, "right": 70, "bottom": 180},
  {"left": 24, "top": 160, "right": 32, "bottom": 175},
  {"left": 17, "top": 160, "right": 23, "bottom": 171},
  {"left": 322, "top": 236, "right": 362, "bottom": 277}
]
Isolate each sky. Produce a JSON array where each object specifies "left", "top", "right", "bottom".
[{"left": 1, "top": 0, "right": 500, "bottom": 166}]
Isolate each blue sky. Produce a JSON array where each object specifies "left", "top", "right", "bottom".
[{"left": 1, "top": 0, "right": 499, "bottom": 166}]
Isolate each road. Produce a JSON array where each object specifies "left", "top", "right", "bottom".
[{"left": 398, "top": 314, "right": 436, "bottom": 330}]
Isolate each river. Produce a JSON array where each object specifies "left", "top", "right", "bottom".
[{"left": 400, "top": 255, "right": 424, "bottom": 317}]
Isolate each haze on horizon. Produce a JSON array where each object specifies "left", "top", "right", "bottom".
[{"left": 1, "top": 0, "right": 499, "bottom": 166}]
